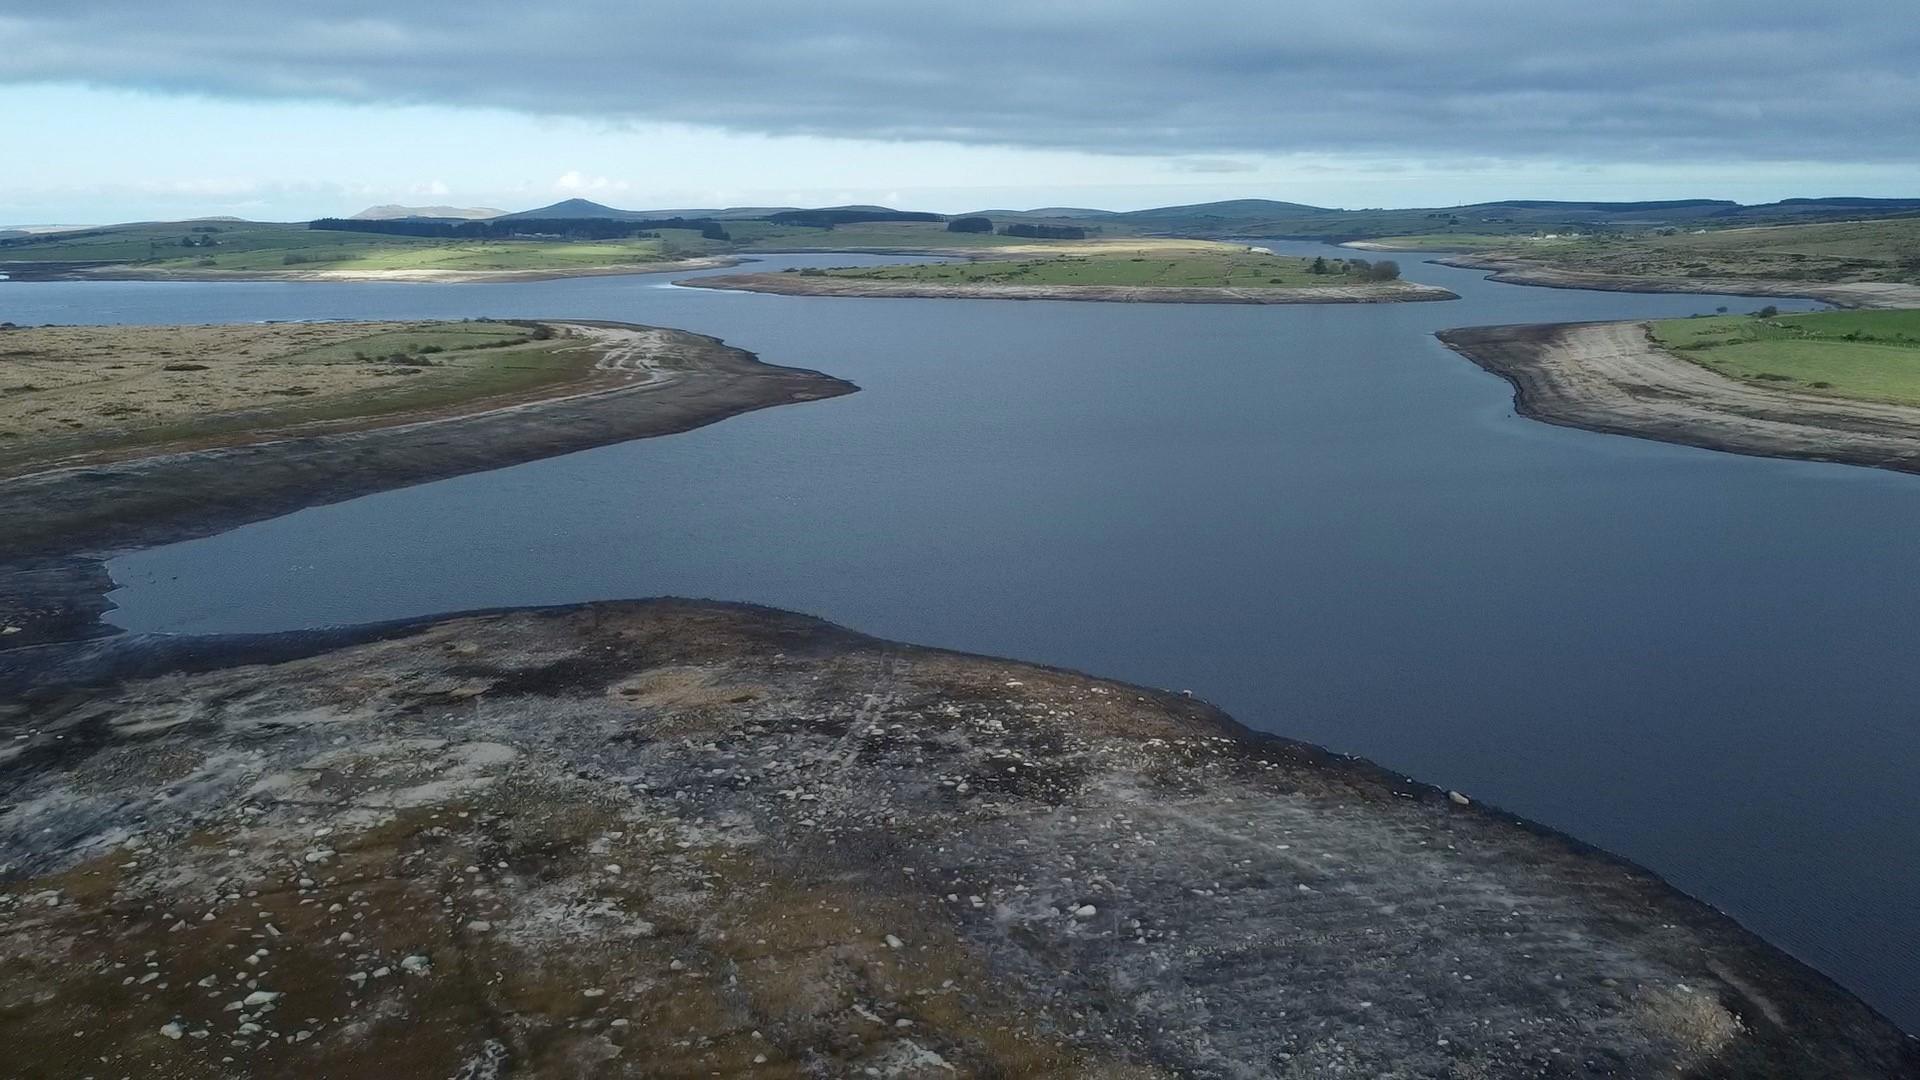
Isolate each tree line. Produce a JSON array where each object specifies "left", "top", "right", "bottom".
[
  {"left": 1311, "top": 255, "right": 1400, "bottom": 281},
  {"left": 765, "top": 209, "right": 944, "bottom": 228}
]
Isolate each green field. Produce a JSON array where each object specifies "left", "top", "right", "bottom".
[
  {"left": 1651, "top": 309, "right": 1920, "bottom": 405},
  {"left": 818, "top": 251, "right": 1382, "bottom": 287}
]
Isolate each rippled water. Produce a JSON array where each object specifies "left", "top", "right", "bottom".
[{"left": 8, "top": 246, "right": 1918, "bottom": 1029}]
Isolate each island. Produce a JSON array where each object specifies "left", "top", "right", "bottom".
[
  {"left": 680, "top": 248, "right": 1459, "bottom": 304},
  {"left": 1438, "top": 309, "right": 1920, "bottom": 475},
  {"left": 3, "top": 600, "right": 1916, "bottom": 1076}
]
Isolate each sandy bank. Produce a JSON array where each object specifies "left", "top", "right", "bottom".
[
  {"left": 0, "top": 323, "right": 854, "bottom": 646},
  {"left": 1438, "top": 320, "right": 1920, "bottom": 474},
  {"left": 3, "top": 598, "right": 1913, "bottom": 1076},
  {"left": 1437, "top": 255, "right": 1920, "bottom": 309},
  {"left": 3, "top": 256, "right": 739, "bottom": 284},
  {"left": 677, "top": 272, "right": 1459, "bottom": 304}
]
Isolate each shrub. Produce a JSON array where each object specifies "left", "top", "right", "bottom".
[
  {"left": 1754, "top": 305, "right": 1780, "bottom": 318},
  {"left": 1369, "top": 260, "right": 1401, "bottom": 281}
]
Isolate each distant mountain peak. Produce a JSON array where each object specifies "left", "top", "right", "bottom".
[{"left": 350, "top": 204, "right": 506, "bottom": 221}]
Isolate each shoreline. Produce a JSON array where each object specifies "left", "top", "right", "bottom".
[
  {"left": 1437, "top": 320, "right": 1920, "bottom": 475},
  {"left": 1435, "top": 254, "right": 1920, "bottom": 309},
  {"left": 675, "top": 272, "right": 1460, "bottom": 304},
  {"left": 0, "top": 255, "right": 741, "bottom": 284},
  {"left": 3, "top": 597, "right": 1915, "bottom": 1073},
  {"left": 0, "top": 321, "right": 855, "bottom": 648}
]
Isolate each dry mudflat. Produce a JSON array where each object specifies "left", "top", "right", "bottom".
[
  {"left": 3, "top": 599, "right": 1916, "bottom": 1078},
  {"left": 1438, "top": 320, "right": 1920, "bottom": 475}
]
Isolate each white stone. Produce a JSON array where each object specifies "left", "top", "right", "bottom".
[
  {"left": 160, "top": 1022, "right": 185, "bottom": 1040},
  {"left": 1072, "top": 905, "right": 1097, "bottom": 920},
  {"left": 1447, "top": 790, "right": 1471, "bottom": 806},
  {"left": 884, "top": 934, "right": 904, "bottom": 949},
  {"left": 242, "top": 991, "right": 280, "bottom": 1007},
  {"left": 400, "top": 955, "right": 430, "bottom": 974}
]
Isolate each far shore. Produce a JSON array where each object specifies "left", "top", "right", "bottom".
[
  {"left": 0, "top": 255, "right": 741, "bottom": 284},
  {"left": 675, "top": 272, "right": 1460, "bottom": 304},
  {"left": 1436, "top": 254, "right": 1920, "bottom": 309},
  {"left": 1437, "top": 320, "right": 1920, "bottom": 475}
]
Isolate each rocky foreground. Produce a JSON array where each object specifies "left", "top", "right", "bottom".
[{"left": 1, "top": 600, "right": 1914, "bottom": 1078}]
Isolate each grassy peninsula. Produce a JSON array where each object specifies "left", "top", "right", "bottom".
[{"left": 0, "top": 320, "right": 607, "bottom": 475}]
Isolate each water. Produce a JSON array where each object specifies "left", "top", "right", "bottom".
[{"left": 8, "top": 248, "right": 1919, "bottom": 1030}]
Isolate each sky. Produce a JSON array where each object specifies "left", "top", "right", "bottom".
[{"left": 3, "top": 1, "right": 1917, "bottom": 224}]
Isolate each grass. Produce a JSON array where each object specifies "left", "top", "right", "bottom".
[
  {"left": 0, "top": 320, "right": 596, "bottom": 474},
  {"left": 818, "top": 250, "right": 1376, "bottom": 288},
  {"left": 1478, "top": 218, "right": 1920, "bottom": 285},
  {"left": 1650, "top": 309, "right": 1920, "bottom": 405}
]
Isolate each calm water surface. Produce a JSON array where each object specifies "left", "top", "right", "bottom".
[{"left": 7, "top": 247, "right": 1918, "bottom": 1029}]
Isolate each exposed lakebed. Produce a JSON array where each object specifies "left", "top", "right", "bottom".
[{"left": 8, "top": 246, "right": 1920, "bottom": 1031}]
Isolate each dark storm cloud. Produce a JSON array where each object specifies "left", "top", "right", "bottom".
[{"left": 3, "top": 1, "right": 1915, "bottom": 162}]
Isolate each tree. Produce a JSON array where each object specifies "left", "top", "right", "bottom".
[
  {"left": 1369, "top": 260, "right": 1401, "bottom": 281},
  {"left": 1754, "top": 305, "right": 1780, "bottom": 318},
  {"left": 946, "top": 216, "right": 993, "bottom": 234},
  {"left": 1310, "top": 256, "right": 1328, "bottom": 274}
]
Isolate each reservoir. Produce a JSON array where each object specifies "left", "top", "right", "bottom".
[{"left": 7, "top": 245, "right": 1917, "bottom": 1030}]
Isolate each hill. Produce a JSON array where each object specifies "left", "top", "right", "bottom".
[{"left": 497, "top": 198, "right": 652, "bottom": 221}]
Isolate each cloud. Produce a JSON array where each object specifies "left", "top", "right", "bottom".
[
  {"left": 553, "top": 170, "right": 630, "bottom": 194},
  {"left": 1, "top": 2, "right": 1915, "bottom": 164},
  {"left": 1175, "top": 158, "right": 1258, "bottom": 174}
]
